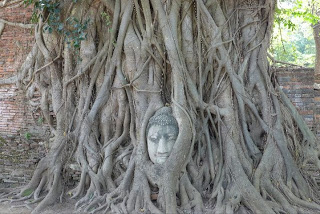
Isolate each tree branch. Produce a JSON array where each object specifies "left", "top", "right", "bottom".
[
  {"left": 267, "top": 53, "right": 306, "bottom": 68},
  {"left": 312, "top": 22, "right": 320, "bottom": 76},
  {"left": 0, "top": 18, "right": 35, "bottom": 29},
  {"left": 0, "top": 0, "right": 24, "bottom": 8},
  {"left": 0, "top": 0, "right": 6, "bottom": 7},
  {"left": 0, "top": 21, "right": 4, "bottom": 36}
]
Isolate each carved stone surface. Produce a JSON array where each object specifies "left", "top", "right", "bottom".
[{"left": 147, "top": 107, "right": 179, "bottom": 164}]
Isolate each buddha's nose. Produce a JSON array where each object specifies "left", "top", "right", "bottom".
[{"left": 157, "top": 137, "right": 169, "bottom": 154}]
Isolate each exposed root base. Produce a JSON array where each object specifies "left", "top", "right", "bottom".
[{"left": 1, "top": 0, "right": 320, "bottom": 214}]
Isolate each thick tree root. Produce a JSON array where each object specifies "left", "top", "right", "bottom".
[{"left": 3, "top": 0, "right": 320, "bottom": 213}]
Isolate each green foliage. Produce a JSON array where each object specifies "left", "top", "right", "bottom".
[
  {"left": 270, "top": 22, "right": 316, "bottom": 67},
  {"left": 24, "top": 0, "right": 89, "bottom": 51},
  {"left": 275, "top": 0, "right": 320, "bottom": 26},
  {"left": 65, "top": 17, "right": 89, "bottom": 49},
  {"left": 37, "top": 117, "right": 43, "bottom": 125},
  {"left": 21, "top": 189, "right": 33, "bottom": 197},
  {"left": 270, "top": 0, "right": 319, "bottom": 67},
  {"left": 0, "top": 135, "right": 8, "bottom": 146},
  {"left": 24, "top": 132, "right": 31, "bottom": 140},
  {"left": 101, "top": 12, "right": 111, "bottom": 26},
  {"left": 25, "top": 0, "right": 60, "bottom": 27},
  {"left": 275, "top": 7, "right": 297, "bottom": 31},
  {"left": 30, "top": 11, "right": 39, "bottom": 24},
  {"left": 23, "top": 0, "right": 34, "bottom": 7}
]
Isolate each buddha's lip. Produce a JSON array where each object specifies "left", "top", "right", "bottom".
[{"left": 157, "top": 155, "right": 169, "bottom": 158}]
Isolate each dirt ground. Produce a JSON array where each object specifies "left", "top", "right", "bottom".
[
  {"left": 0, "top": 201, "right": 217, "bottom": 214},
  {"left": 0, "top": 202, "right": 31, "bottom": 214},
  {"left": 0, "top": 198, "right": 83, "bottom": 214},
  {"left": 0, "top": 187, "right": 216, "bottom": 214},
  {"left": 0, "top": 186, "right": 87, "bottom": 214},
  {"left": 0, "top": 199, "right": 217, "bottom": 214}
]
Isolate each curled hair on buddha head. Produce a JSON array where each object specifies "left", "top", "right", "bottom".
[{"left": 147, "top": 107, "right": 179, "bottom": 134}]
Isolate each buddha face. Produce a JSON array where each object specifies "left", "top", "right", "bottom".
[{"left": 147, "top": 124, "right": 178, "bottom": 164}]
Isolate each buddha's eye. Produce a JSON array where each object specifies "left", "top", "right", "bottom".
[{"left": 149, "top": 136, "right": 158, "bottom": 142}]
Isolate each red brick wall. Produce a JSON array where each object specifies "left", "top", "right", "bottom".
[
  {"left": 0, "top": 6, "right": 34, "bottom": 78},
  {"left": 0, "top": 6, "right": 48, "bottom": 186},
  {"left": 0, "top": 6, "right": 34, "bottom": 135},
  {"left": 276, "top": 68, "right": 319, "bottom": 136}
]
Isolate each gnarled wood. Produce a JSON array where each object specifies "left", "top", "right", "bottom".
[{"left": 2, "top": 0, "right": 320, "bottom": 213}]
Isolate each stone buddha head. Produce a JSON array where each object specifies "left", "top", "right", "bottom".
[{"left": 147, "top": 107, "right": 179, "bottom": 164}]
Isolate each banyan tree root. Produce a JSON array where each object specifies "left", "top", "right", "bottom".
[{"left": 1, "top": 0, "right": 320, "bottom": 214}]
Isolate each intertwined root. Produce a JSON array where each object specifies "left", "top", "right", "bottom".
[{"left": 1, "top": 0, "right": 320, "bottom": 213}]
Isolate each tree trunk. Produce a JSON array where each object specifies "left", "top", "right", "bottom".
[
  {"left": 2, "top": 0, "right": 320, "bottom": 213},
  {"left": 313, "top": 22, "right": 320, "bottom": 82}
]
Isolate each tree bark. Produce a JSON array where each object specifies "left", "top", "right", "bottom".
[
  {"left": 2, "top": 0, "right": 320, "bottom": 213},
  {"left": 313, "top": 22, "right": 320, "bottom": 81}
]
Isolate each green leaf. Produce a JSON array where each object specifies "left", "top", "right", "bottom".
[
  {"left": 48, "top": 26, "right": 53, "bottom": 34},
  {"left": 37, "top": 117, "right": 44, "bottom": 125},
  {"left": 22, "top": 189, "right": 33, "bottom": 197},
  {"left": 58, "top": 23, "right": 64, "bottom": 32},
  {"left": 24, "top": 132, "right": 31, "bottom": 140},
  {"left": 23, "top": 0, "right": 34, "bottom": 7}
]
